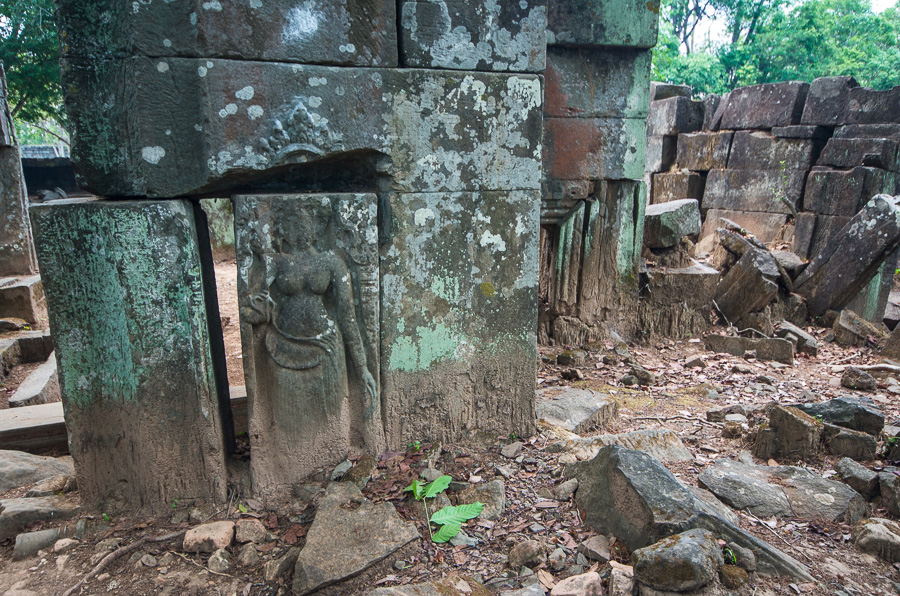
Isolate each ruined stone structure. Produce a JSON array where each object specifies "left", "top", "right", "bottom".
[
  {"left": 646, "top": 78, "right": 900, "bottom": 323},
  {"left": 28, "top": 0, "right": 661, "bottom": 511}
]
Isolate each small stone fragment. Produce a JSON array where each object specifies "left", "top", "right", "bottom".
[
  {"left": 208, "top": 548, "right": 231, "bottom": 573},
  {"left": 721, "top": 564, "right": 749, "bottom": 588},
  {"left": 853, "top": 517, "right": 900, "bottom": 563},
  {"left": 263, "top": 547, "right": 300, "bottom": 582},
  {"left": 549, "top": 571, "right": 602, "bottom": 596},
  {"left": 632, "top": 529, "right": 723, "bottom": 592},
  {"left": 836, "top": 457, "right": 879, "bottom": 499},
  {"left": 237, "top": 543, "right": 259, "bottom": 567},
  {"left": 501, "top": 442, "right": 524, "bottom": 459},
  {"left": 141, "top": 553, "right": 157, "bottom": 567},
  {"left": 183, "top": 521, "right": 234, "bottom": 553},
  {"left": 459, "top": 479, "right": 505, "bottom": 521},
  {"left": 577, "top": 535, "right": 611, "bottom": 562},
  {"left": 53, "top": 537, "right": 78, "bottom": 554},
  {"left": 685, "top": 357, "right": 706, "bottom": 369},
  {"left": 548, "top": 547, "right": 566, "bottom": 571},
  {"left": 235, "top": 518, "right": 267, "bottom": 544},
  {"left": 553, "top": 479, "right": 578, "bottom": 502},
  {"left": 842, "top": 367, "right": 878, "bottom": 392},
  {"left": 508, "top": 540, "right": 546, "bottom": 569}
]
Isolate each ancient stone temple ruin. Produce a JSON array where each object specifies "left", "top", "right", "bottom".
[{"left": 32, "top": 1, "right": 660, "bottom": 510}]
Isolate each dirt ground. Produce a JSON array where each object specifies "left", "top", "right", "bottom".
[{"left": 2, "top": 261, "right": 900, "bottom": 595}]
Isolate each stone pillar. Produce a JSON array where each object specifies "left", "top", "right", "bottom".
[{"left": 30, "top": 199, "right": 228, "bottom": 513}]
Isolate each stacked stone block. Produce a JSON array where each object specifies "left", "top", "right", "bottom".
[
  {"left": 644, "top": 77, "right": 900, "bottom": 323},
  {"left": 539, "top": 0, "right": 660, "bottom": 345}
]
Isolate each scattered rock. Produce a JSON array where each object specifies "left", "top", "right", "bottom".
[
  {"left": 832, "top": 309, "right": 888, "bottom": 348},
  {"left": 774, "top": 321, "right": 819, "bottom": 356},
  {"left": 714, "top": 247, "right": 780, "bottom": 322},
  {"left": 458, "top": 479, "right": 505, "bottom": 521},
  {"left": 632, "top": 529, "right": 723, "bottom": 592},
  {"left": 629, "top": 364, "right": 657, "bottom": 386},
  {"left": 726, "top": 542, "right": 757, "bottom": 572},
  {"left": 853, "top": 517, "right": 900, "bottom": 563},
  {"left": 685, "top": 357, "right": 706, "bottom": 369},
  {"left": 53, "top": 538, "right": 78, "bottom": 553},
  {"left": 183, "top": 521, "right": 235, "bottom": 553},
  {"left": 501, "top": 442, "right": 524, "bottom": 459},
  {"left": 537, "top": 388, "right": 619, "bottom": 434},
  {"left": 706, "top": 405, "right": 746, "bottom": 422},
  {"left": 720, "top": 564, "right": 749, "bottom": 588},
  {"left": 548, "top": 547, "right": 566, "bottom": 571},
  {"left": 754, "top": 405, "right": 823, "bottom": 461},
  {"left": 879, "top": 472, "right": 900, "bottom": 516},
  {"left": 263, "top": 547, "right": 300, "bottom": 582},
  {"left": 705, "top": 334, "right": 794, "bottom": 365},
  {"left": 824, "top": 424, "right": 877, "bottom": 461},
  {"left": 577, "top": 535, "right": 611, "bottom": 562},
  {"left": 208, "top": 548, "right": 231, "bottom": 573},
  {"left": 24, "top": 475, "right": 76, "bottom": 498},
  {"left": 330, "top": 459, "right": 353, "bottom": 481},
  {"left": 609, "top": 566, "right": 635, "bottom": 596},
  {"left": 644, "top": 199, "right": 702, "bottom": 249},
  {"left": 293, "top": 482, "right": 420, "bottom": 596},
  {"left": 836, "top": 457, "right": 879, "bottom": 499},
  {"left": 369, "top": 574, "right": 489, "bottom": 596},
  {"left": 236, "top": 543, "right": 260, "bottom": 567},
  {"left": 0, "top": 496, "right": 80, "bottom": 541},
  {"left": 343, "top": 454, "right": 378, "bottom": 489},
  {"left": 557, "top": 350, "right": 587, "bottom": 366},
  {"left": 842, "top": 367, "right": 878, "bottom": 392},
  {"left": 0, "top": 450, "right": 73, "bottom": 493},
  {"left": 549, "top": 571, "right": 602, "bottom": 596},
  {"left": 508, "top": 540, "right": 546, "bottom": 569},
  {"left": 12, "top": 528, "right": 60, "bottom": 560},
  {"left": 140, "top": 553, "right": 157, "bottom": 567},
  {"left": 235, "top": 518, "right": 267, "bottom": 544},
  {"left": 791, "top": 396, "right": 884, "bottom": 435}
]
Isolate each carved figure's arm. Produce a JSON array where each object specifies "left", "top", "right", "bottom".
[{"left": 332, "top": 256, "right": 378, "bottom": 408}]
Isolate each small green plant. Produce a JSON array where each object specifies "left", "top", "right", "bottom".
[
  {"left": 407, "top": 440, "right": 421, "bottom": 453},
  {"left": 172, "top": 499, "right": 179, "bottom": 509},
  {"left": 101, "top": 513, "right": 111, "bottom": 523},
  {"left": 508, "top": 432, "right": 517, "bottom": 441},
  {"left": 722, "top": 546, "right": 737, "bottom": 566},
  {"left": 888, "top": 437, "right": 899, "bottom": 447},
  {"left": 404, "top": 475, "right": 484, "bottom": 543},
  {"left": 238, "top": 503, "right": 248, "bottom": 514}
]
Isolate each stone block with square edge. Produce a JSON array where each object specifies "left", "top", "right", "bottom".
[
  {"left": 818, "top": 137, "right": 900, "bottom": 172},
  {"left": 547, "top": 0, "right": 660, "bottom": 48},
  {"left": 700, "top": 210, "right": 788, "bottom": 245},
  {"left": 848, "top": 87, "right": 900, "bottom": 124},
  {"left": 803, "top": 167, "right": 897, "bottom": 216},
  {"left": 544, "top": 117, "right": 646, "bottom": 181},
  {"left": 675, "top": 132, "right": 733, "bottom": 171},
  {"left": 720, "top": 82, "right": 809, "bottom": 130},
  {"left": 646, "top": 135, "right": 677, "bottom": 173},
  {"left": 801, "top": 76, "right": 859, "bottom": 126},
  {"left": 703, "top": 169, "right": 805, "bottom": 214},
  {"left": 652, "top": 171, "right": 705, "bottom": 204},
  {"left": 0, "top": 147, "right": 37, "bottom": 278},
  {"left": 0, "top": 276, "right": 45, "bottom": 324},
  {"left": 647, "top": 97, "right": 703, "bottom": 136},
  {"left": 29, "top": 199, "right": 228, "bottom": 513},
  {"left": 727, "top": 131, "right": 819, "bottom": 170}
]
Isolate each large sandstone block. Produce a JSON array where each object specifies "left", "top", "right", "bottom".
[
  {"left": 650, "top": 82, "right": 692, "bottom": 102},
  {"left": 793, "top": 213, "right": 853, "bottom": 260},
  {"left": 643, "top": 199, "right": 701, "bottom": 248},
  {"left": 700, "top": 210, "right": 788, "bottom": 244},
  {"left": 772, "top": 125, "right": 832, "bottom": 140},
  {"left": 62, "top": 59, "right": 543, "bottom": 197},
  {"left": 399, "top": 0, "right": 546, "bottom": 72},
  {"left": 638, "top": 262, "right": 719, "bottom": 338},
  {"left": 547, "top": 0, "right": 660, "bottom": 48},
  {"left": 795, "top": 194, "right": 900, "bottom": 316},
  {"left": 544, "top": 117, "right": 646, "bottom": 181},
  {"left": 703, "top": 169, "right": 805, "bottom": 214},
  {"left": 380, "top": 190, "right": 538, "bottom": 447},
  {"left": 801, "top": 76, "right": 859, "bottom": 126},
  {"left": 645, "top": 135, "right": 677, "bottom": 173},
  {"left": 0, "top": 147, "right": 37, "bottom": 277},
  {"left": 30, "top": 199, "right": 228, "bottom": 512},
  {"left": 545, "top": 47, "right": 650, "bottom": 118},
  {"left": 727, "top": 131, "right": 819, "bottom": 170},
  {"left": 835, "top": 124, "right": 900, "bottom": 139},
  {"left": 0, "top": 275, "right": 44, "bottom": 325},
  {"left": 817, "top": 137, "right": 900, "bottom": 172},
  {"left": 675, "top": 132, "right": 733, "bottom": 171},
  {"left": 647, "top": 97, "right": 703, "bottom": 136},
  {"left": 58, "top": 0, "right": 398, "bottom": 67},
  {"left": 803, "top": 167, "right": 897, "bottom": 216},
  {"left": 848, "top": 87, "right": 900, "bottom": 124},
  {"left": 714, "top": 247, "right": 779, "bottom": 322},
  {"left": 720, "top": 82, "right": 809, "bottom": 130},
  {"left": 652, "top": 171, "right": 705, "bottom": 204}
]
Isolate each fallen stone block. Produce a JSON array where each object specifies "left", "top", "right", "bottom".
[
  {"left": 703, "top": 169, "right": 805, "bottom": 214},
  {"left": 643, "top": 199, "right": 701, "bottom": 248},
  {"left": 638, "top": 262, "right": 719, "bottom": 339},
  {"left": 728, "top": 130, "right": 819, "bottom": 170},
  {"left": 0, "top": 495, "right": 80, "bottom": 541},
  {"left": 650, "top": 82, "right": 692, "bottom": 102},
  {"left": 774, "top": 321, "right": 818, "bottom": 356},
  {"left": 818, "top": 137, "right": 900, "bottom": 172},
  {"left": 771, "top": 252, "right": 807, "bottom": 278},
  {"left": 841, "top": 367, "right": 877, "bottom": 392},
  {"left": 536, "top": 387, "right": 618, "bottom": 435},
  {"left": 836, "top": 457, "right": 879, "bottom": 499},
  {"left": 571, "top": 445, "right": 813, "bottom": 581},
  {"left": 293, "top": 482, "right": 420, "bottom": 595},
  {"left": 675, "top": 132, "right": 733, "bottom": 171},
  {"left": 719, "top": 81, "right": 809, "bottom": 130},
  {"left": 547, "top": 0, "right": 659, "bottom": 48},
  {"left": 848, "top": 86, "right": 900, "bottom": 124},
  {"left": 369, "top": 574, "right": 489, "bottom": 596},
  {"left": 832, "top": 309, "right": 889, "bottom": 348},
  {"left": 705, "top": 335, "right": 794, "bottom": 365},
  {"left": 824, "top": 424, "right": 877, "bottom": 461},
  {"left": 0, "top": 275, "right": 44, "bottom": 324},
  {"left": 795, "top": 195, "right": 900, "bottom": 317},
  {"left": 880, "top": 473, "right": 900, "bottom": 515},
  {"left": 651, "top": 171, "right": 705, "bottom": 204},
  {"left": 0, "top": 450, "right": 73, "bottom": 493},
  {"left": 13, "top": 527, "right": 61, "bottom": 560},
  {"left": 645, "top": 135, "right": 677, "bottom": 173},
  {"left": 700, "top": 210, "right": 788, "bottom": 244},
  {"left": 646, "top": 96, "right": 703, "bottom": 137},
  {"left": 714, "top": 248, "right": 780, "bottom": 322},
  {"left": 754, "top": 405, "right": 822, "bottom": 461},
  {"left": 791, "top": 396, "right": 884, "bottom": 436},
  {"left": 801, "top": 76, "right": 859, "bottom": 126},
  {"left": 854, "top": 518, "right": 900, "bottom": 563},
  {"left": 632, "top": 529, "right": 722, "bottom": 593},
  {"left": 804, "top": 166, "right": 897, "bottom": 216},
  {"left": 9, "top": 353, "right": 58, "bottom": 408}
]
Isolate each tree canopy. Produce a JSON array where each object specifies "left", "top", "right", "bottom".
[{"left": 654, "top": 0, "right": 900, "bottom": 95}]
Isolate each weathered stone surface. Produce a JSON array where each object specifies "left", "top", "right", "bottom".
[
  {"left": 645, "top": 135, "right": 677, "bottom": 173},
  {"left": 703, "top": 92, "right": 728, "bottom": 131},
  {"left": 550, "top": 572, "right": 602, "bottom": 596},
  {"left": 727, "top": 131, "right": 819, "bottom": 170},
  {"left": 545, "top": 47, "right": 650, "bottom": 118},
  {"left": 703, "top": 169, "right": 805, "bottom": 214},
  {"left": 792, "top": 397, "right": 884, "bottom": 436},
  {"left": 399, "top": 1, "right": 546, "bottom": 72},
  {"left": 183, "top": 521, "right": 234, "bottom": 553},
  {"left": 841, "top": 367, "right": 878, "bottom": 392},
  {"left": 380, "top": 191, "right": 538, "bottom": 448},
  {"left": 25, "top": 474, "right": 76, "bottom": 498},
  {"left": 801, "top": 76, "right": 859, "bottom": 126},
  {"left": 719, "top": 81, "right": 809, "bottom": 130},
  {"left": 0, "top": 450, "right": 73, "bottom": 493},
  {"left": 848, "top": 86, "right": 900, "bottom": 124},
  {"left": 550, "top": 427, "right": 694, "bottom": 463},
  {"left": 0, "top": 496, "right": 80, "bottom": 541},
  {"left": 771, "top": 125, "right": 832, "bottom": 140},
  {"left": 235, "top": 518, "right": 267, "bottom": 545},
  {"left": 774, "top": 322, "right": 818, "bottom": 356},
  {"left": 643, "top": 199, "right": 701, "bottom": 249},
  {"left": 836, "top": 457, "right": 879, "bottom": 499},
  {"left": 795, "top": 195, "right": 900, "bottom": 316},
  {"left": 818, "top": 137, "right": 900, "bottom": 172},
  {"left": 0, "top": 147, "right": 37, "bottom": 277},
  {"left": 646, "top": 97, "right": 703, "bottom": 136},
  {"left": 772, "top": 251, "right": 806, "bottom": 277},
  {"left": 832, "top": 309, "right": 890, "bottom": 347},
  {"left": 835, "top": 124, "right": 900, "bottom": 139},
  {"left": 294, "top": 483, "right": 419, "bottom": 595},
  {"left": 544, "top": 117, "right": 646, "bottom": 181},
  {"left": 546, "top": 0, "right": 660, "bottom": 48},
  {"left": 536, "top": 388, "right": 618, "bottom": 434},
  {"left": 650, "top": 82, "right": 692, "bottom": 102},
  {"left": 12, "top": 528, "right": 61, "bottom": 560},
  {"left": 853, "top": 518, "right": 900, "bottom": 563},
  {"left": 30, "top": 200, "right": 228, "bottom": 512},
  {"left": 675, "top": 132, "right": 733, "bottom": 171},
  {"left": 714, "top": 248, "right": 779, "bottom": 322},
  {"left": 370, "top": 575, "right": 489, "bottom": 596},
  {"left": 651, "top": 171, "right": 705, "bottom": 204},
  {"left": 63, "top": 60, "right": 542, "bottom": 197},
  {"left": 846, "top": 249, "right": 898, "bottom": 325},
  {"left": 699, "top": 210, "right": 789, "bottom": 244},
  {"left": 208, "top": 548, "right": 232, "bottom": 573},
  {"left": 638, "top": 262, "right": 719, "bottom": 339},
  {"left": 58, "top": 0, "right": 398, "bottom": 67},
  {"left": 699, "top": 459, "right": 867, "bottom": 523},
  {"left": 264, "top": 547, "right": 301, "bottom": 583},
  {"left": 824, "top": 424, "right": 877, "bottom": 461},
  {"left": 632, "top": 529, "right": 722, "bottom": 592},
  {"left": 0, "top": 275, "right": 45, "bottom": 325},
  {"left": 509, "top": 540, "right": 546, "bottom": 569},
  {"left": 804, "top": 167, "right": 897, "bottom": 216},
  {"left": 688, "top": 487, "right": 740, "bottom": 526},
  {"left": 458, "top": 479, "right": 506, "bottom": 521},
  {"left": 704, "top": 335, "right": 794, "bottom": 365},
  {"left": 9, "top": 353, "right": 58, "bottom": 408},
  {"left": 754, "top": 405, "right": 822, "bottom": 461},
  {"left": 880, "top": 473, "right": 900, "bottom": 516},
  {"left": 609, "top": 567, "right": 635, "bottom": 596},
  {"left": 571, "top": 446, "right": 813, "bottom": 580}
]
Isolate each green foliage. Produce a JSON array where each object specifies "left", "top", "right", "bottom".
[
  {"left": 404, "top": 475, "right": 483, "bottom": 543},
  {"left": 431, "top": 522, "right": 462, "bottom": 543},
  {"left": 429, "top": 503, "right": 485, "bottom": 526},
  {"left": 0, "top": 0, "right": 64, "bottom": 125}
]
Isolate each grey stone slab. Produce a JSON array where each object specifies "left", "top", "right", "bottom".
[
  {"left": 836, "top": 457, "right": 878, "bottom": 498},
  {"left": 58, "top": 0, "right": 398, "bottom": 67},
  {"left": 719, "top": 81, "right": 809, "bottom": 130},
  {"left": 714, "top": 247, "right": 780, "bottom": 322},
  {"left": 547, "top": 0, "right": 659, "bottom": 48},
  {"left": 645, "top": 135, "right": 677, "bottom": 173},
  {"left": 537, "top": 387, "right": 618, "bottom": 434},
  {"left": 643, "top": 199, "right": 701, "bottom": 248},
  {"left": 651, "top": 82, "right": 692, "bottom": 102},
  {"left": 771, "top": 125, "right": 832, "bottom": 140},
  {"left": 399, "top": 0, "right": 546, "bottom": 72},
  {"left": 380, "top": 190, "right": 538, "bottom": 448},
  {"left": 0, "top": 275, "right": 45, "bottom": 324},
  {"left": 647, "top": 96, "right": 703, "bottom": 136},
  {"left": 651, "top": 171, "right": 705, "bottom": 204},
  {"left": 791, "top": 397, "right": 884, "bottom": 436},
  {"left": 848, "top": 86, "right": 900, "bottom": 124},
  {"left": 63, "top": 59, "right": 543, "bottom": 197},
  {"left": 9, "top": 352, "right": 58, "bottom": 408},
  {"left": 675, "top": 132, "right": 733, "bottom": 171},
  {"left": 545, "top": 46, "right": 650, "bottom": 119},
  {"left": 703, "top": 92, "right": 728, "bottom": 131},
  {"left": 705, "top": 335, "right": 794, "bottom": 365},
  {"left": 699, "top": 210, "right": 788, "bottom": 244},
  {"left": 835, "top": 124, "right": 900, "bottom": 139},
  {"left": 800, "top": 76, "right": 858, "bottom": 126},
  {"left": 774, "top": 322, "right": 818, "bottom": 356},
  {"left": 0, "top": 147, "right": 37, "bottom": 277},
  {"left": 30, "top": 199, "right": 228, "bottom": 513},
  {"left": 817, "top": 137, "right": 900, "bottom": 172},
  {"left": 544, "top": 117, "right": 646, "bottom": 181},
  {"left": 0, "top": 450, "right": 73, "bottom": 493},
  {"left": 703, "top": 169, "right": 805, "bottom": 214},
  {"left": 727, "top": 131, "right": 819, "bottom": 170},
  {"left": 0, "top": 496, "right": 80, "bottom": 541}
]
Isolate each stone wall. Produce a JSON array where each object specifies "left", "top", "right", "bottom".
[{"left": 645, "top": 77, "right": 900, "bottom": 323}]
